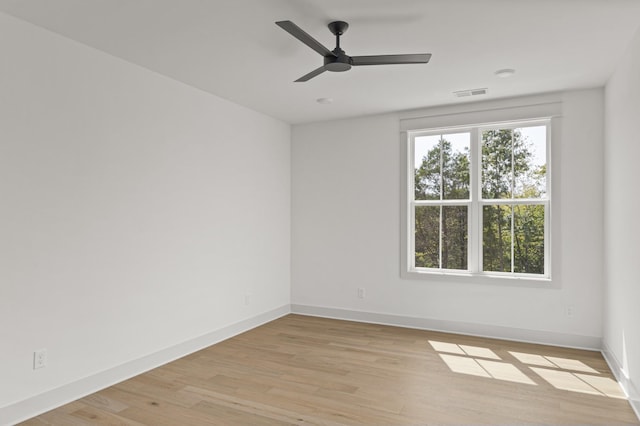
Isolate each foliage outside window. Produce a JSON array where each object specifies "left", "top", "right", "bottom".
[{"left": 409, "top": 120, "right": 549, "bottom": 278}]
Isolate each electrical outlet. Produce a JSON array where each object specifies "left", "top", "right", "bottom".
[
  {"left": 244, "top": 294, "right": 251, "bottom": 306},
  {"left": 357, "top": 288, "right": 365, "bottom": 299},
  {"left": 34, "top": 349, "right": 47, "bottom": 370},
  {"left": 566, "top": 305, "right": 575, "bottom": 318}
]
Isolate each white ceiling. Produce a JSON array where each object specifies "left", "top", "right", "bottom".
[{"left": 1, "top": 0, "right": 639, "bottom": 124}]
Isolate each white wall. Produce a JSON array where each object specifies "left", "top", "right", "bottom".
[
  {"left": 0, "top": 11, "right": 290, "bottom": 416},
  {"left": 292, "top": 89, "right": 604, "bottom": 348},
  {"left": 604, "top": 26, "right": 640, "bottom": 413}
]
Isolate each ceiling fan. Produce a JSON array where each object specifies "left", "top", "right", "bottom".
[{"left": 275, "top": 20, "right": 432, "bottom": 82}]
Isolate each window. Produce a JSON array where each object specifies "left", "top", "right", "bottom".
[{"left": 406, "top": 119, "right": 550, "bottom": 280}]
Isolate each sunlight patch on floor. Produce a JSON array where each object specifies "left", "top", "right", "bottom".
[
  {"left": 576, "top": 374, "right": 626, "bottom": 399},
  {"left": 530, "top": 367, "right": 601, "bottom": 396},
  {"left": 438, "top": 354, "right": 491, "bottom": 378},
  {"left": 431, "top": 343, "right": 627, "bottom": 398},
  {"left": 429, "top": 341, "right": 466, "bottom": 355},
  {"left": 544, "top": 356, "right": 599, "bottom": 374},
  {"left": 438, "top": 354, "right": 536, "bottom": 385},
  {"left": 508, "top": 351, "right": 557, "bottom": 368},
  {"left": 429, "top": 341, "right": 500, "bottom": 360},
  {"left": 460, "top": 345, "right": 501, "bottom": 360},
  {"left": 509, "top": 352, "right": 599, "bottom": 374},
  {"left": 476, "top": 359, "right": 536, "bottom": 385}
]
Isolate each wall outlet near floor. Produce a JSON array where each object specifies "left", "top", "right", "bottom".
[
  {"left": 565, "top": 305, "right": 575, "bottom": 318},
  {"left": 244, "top": 294, "right": 251, "bottom": 306},
  {"left": 34, "top": 349, "right": 47, "bottom": 369},
  {"left": 357, "top": 288, "right": 365, "bottom": 299}
]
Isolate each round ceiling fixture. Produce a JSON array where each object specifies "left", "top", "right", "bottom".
[
  {"left": 316, "top": 97, "right": 334, "bottom": 105},
  {"left": 495, "top": 68, "right": 516, "bottom": 78}
]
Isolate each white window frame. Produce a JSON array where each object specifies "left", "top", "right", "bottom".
[{"left": 402, "top": 118, "right": 552, "bottom": 284}]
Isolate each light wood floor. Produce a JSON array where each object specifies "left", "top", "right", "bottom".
[{"left": 21, "top": 314, "right": 638, "bottom": 425}]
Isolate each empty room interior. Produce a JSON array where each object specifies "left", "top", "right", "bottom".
[{"left": 1, "top": 0, "right": 640, "bottom": 424}]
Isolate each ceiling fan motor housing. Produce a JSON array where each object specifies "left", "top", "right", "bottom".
[{"left": 324, "top": 49, "right": 352, "bottom": 72}]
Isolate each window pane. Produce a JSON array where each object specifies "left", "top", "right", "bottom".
[
  {"left": 483, "top": 205, "right": 512, "bottom": 272},
  {"left": 514, "top": 205, "right": 545, "bottom": 274},
  {"left": 442, "top": 206, "right": 468, "bottom": 270},
  {"left": 482, "top": 129, "right": 513, "bottom": 199},
  {"left": 414, "top": 135, "right": 441, "bottom": 200},
  {"left": 442, "top": 133, "right": 471, "bottom": 200},
  {"left": 415, "top": 206, "right": 440, "bottom": 268},
  {"left": 514, "top": 126, "right": 547, "bottom": 199}
]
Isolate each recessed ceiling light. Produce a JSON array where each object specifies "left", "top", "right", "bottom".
[
  {"left": 495, "top": 68, "right": 516, "bottom": 78},
  {"left": 316, "top": 97, "right": 334, "bottom": 104}
]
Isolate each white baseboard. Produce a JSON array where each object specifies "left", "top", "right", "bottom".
[
  {"left": 602, "top": 342, "right": 640, "bottom": 421},
  {"left": 0, "top": 305, "right": 290, "bottom": 426},
  {"left": 291, "top": 304, "right": 602, "bottom": 350}
]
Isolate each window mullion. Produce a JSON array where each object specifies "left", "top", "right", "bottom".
[
  {"left": 509, "top": 131, "right": 515, "bottom": 274},
  {"left": 470, "top": 128, "right": 481, "bottom": 273},
  {"left": 439, "top": 205, "right": 443, "bottom": 269},
  {"left": 511, "top": 131, "right": 515, "bottom": 198},
  {"left": 511, "top": 205, "right": 515, "bottom": 273},
  {"left": 439, "top": 135, "right": 444, "bottom": 269}
]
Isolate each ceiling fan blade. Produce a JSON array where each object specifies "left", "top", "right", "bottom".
[
  {"left": 295, "top": 65, "right": 328, "bottom": 82},
  {"left": 351, "top": 53, "right": 432, "bottom": 66},
  {"left": 276, "top": 21, "right": 336, "bottom": 57}
]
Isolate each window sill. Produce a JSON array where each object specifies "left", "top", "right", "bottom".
[{"left": 401, "top": 269, "right": 555, "bottom": 288}]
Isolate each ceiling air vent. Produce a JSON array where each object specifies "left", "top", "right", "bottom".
[{"left": 454, "top": 88, "right": 488, "bottom": 98}]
